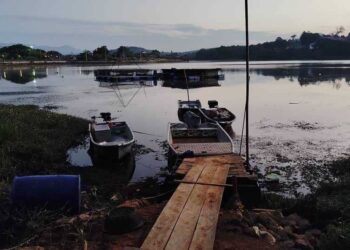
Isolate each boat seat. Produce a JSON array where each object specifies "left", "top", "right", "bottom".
[
  {"left": 94, "top": 124, "right": 112, "bottom": 142},
  {"left": 172, "top": 128, "right": 218, "bottom": 138}
]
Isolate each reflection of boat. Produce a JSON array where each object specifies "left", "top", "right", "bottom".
[
  {"left": 89, "top": 150, "right": 136, "bottom": 181},
  {"left": 168, "top": 121, "right": 234, "bottom": 157},
  {"left": 178, "top": 100, "right": 236, "bottom": 130},
  {"left": 89, "top": 113, "right": 135, "bottom": 163}
]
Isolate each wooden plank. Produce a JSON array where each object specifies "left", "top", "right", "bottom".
[
  {"left": 174, "top": 180, "right": 232, "bottom": 187},
  {"left": 189, "top": 165, "right": 230, "bottom": 250},
  {"left": 165, "top": 165, "right": 218, "bottom": 250},
  {"left": 141, "top": 164, "right": 207, "bottom": 250},
  {"left": 176, "top": 154, "right": 249, "bottom": 178}
]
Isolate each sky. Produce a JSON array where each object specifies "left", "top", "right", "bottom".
[{"left": 0, "top": 0, "right": 349, "bottom": 51}]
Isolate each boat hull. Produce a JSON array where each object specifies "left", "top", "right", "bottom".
[{"left": 89, "top": 140, "right": 134, "bottom": 166}]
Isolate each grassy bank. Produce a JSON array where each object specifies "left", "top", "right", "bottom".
[
  {"left": 0, "top": 104, "right": 171, "bottom": 248},
  {"left": 261, "top": 157, "right": 350, "bottom": 249},
  {"left": 0, "top": 104, "right": 88, "bottom": 247},
  {"left": 0, "top": 104, "right": 88, "bottom": 180}
]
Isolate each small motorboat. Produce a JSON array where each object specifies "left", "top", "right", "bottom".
[
  {"left": 177, "top": 100, "right": 202, "bottom": 121},
  {"left": 89, "top": 113, "right": 135, "bottom": 163},
  {"left": 168, "top": 112, "right": 234, "bottom": 157},
  {"left": 177, "top": 100, "right": 236, "bottom": 130}
]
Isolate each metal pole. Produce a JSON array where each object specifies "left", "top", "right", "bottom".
[
  {"left": 184, "top": 69, "right": 190, "bottom": 102},
  {"left": 245, "top": 0, "right": 250, "bottom": 166}
]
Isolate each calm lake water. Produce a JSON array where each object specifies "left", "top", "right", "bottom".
[{"left": 1, "top": 61, "right": 350, "bottom": 195}]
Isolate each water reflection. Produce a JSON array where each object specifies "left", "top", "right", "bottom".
[
  {"left": 0, "top": 67, "right": 49, "bottom": 84},
  {"left": 162, "top": 79, "right": 221, "bottom": 89},
  {"left": 81, "top": 69, "right": 94, "bottom": 76},
  {"left": 67, "top": 140, "right": 136, "bottom": 184},
  {"left": 254, "top": 66, "right": 350, "bottom": 86},
  {"left": 98, "top": 81, "right": 155, "bottom": 108},
  {"left": 89, "top": 151, "right": 136, "bottom": 183},
  {"left": 224, "top": 66, "right": 350, "bottom": 86}
]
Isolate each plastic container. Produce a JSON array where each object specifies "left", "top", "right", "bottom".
[{"left": 11, "top": 175, "right": 81, "bottom": 214}]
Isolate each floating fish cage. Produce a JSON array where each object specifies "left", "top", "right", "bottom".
[{"left": 94, "top": 69, "right": 159, "bottom": 83}]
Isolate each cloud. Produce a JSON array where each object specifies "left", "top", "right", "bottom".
[{"left": 0, "top": 15, "right": 280, "bottom": 51}]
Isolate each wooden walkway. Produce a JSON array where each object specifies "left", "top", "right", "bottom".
[
  {"left": 176, "top": 154, "right": 250, "bottom": 178},
  {"left": 141, "top": 154, "right": 252, "bottom": 250}
]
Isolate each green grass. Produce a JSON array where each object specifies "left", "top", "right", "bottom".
[
  {"left": 0, "top": 104, "right": 88, "bottom": 180},
  {"left": 0, "top": 104, "right": 88, "bottom": 247}
]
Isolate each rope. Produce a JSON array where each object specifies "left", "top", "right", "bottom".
[
  {"left": 132, "top": 130, "right": 162, "bottom": 137},
  {"left": 239, "top": 107, "right": 246, "bottom": 155}
]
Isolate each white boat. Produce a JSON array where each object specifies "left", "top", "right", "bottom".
[
  {"left": 168, "top": 121, "right": 234, "bottom": 157},
  {"left": 89, "top": 113, "right": 135, "bottom": 163}
]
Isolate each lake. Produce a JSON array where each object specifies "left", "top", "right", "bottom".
[{"left": 1, "top": 61, "right": 350, "bottom": 195}]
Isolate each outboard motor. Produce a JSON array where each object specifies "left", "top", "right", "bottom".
[
  {"left": 208, "top": 100, "right": 219, "bottom": 108},
  {"left": 183, "top": 111, "right": 201, "bottom": 129},
  {"left": 100, "top": 112, "right": 112, "bottom": 121}
]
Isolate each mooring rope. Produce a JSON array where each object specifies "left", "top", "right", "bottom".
[{"left": 239, "top": 107, "right": 246, "bottom": 155}]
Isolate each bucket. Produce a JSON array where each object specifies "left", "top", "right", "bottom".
[{"left": 11, "top": 175, "right": 81, "bottom": 214}]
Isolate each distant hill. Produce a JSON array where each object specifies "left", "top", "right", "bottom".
[
  {"left": 127, "top": 46, "right": 151, "bottom": 54},
  {"left": 0, "top": 44, "right": 54, "bottom": 60},
  {"left": 0, "top": 43, "right": 81, "bottom": 55},
  {"left": 35, "top": 45, "right": 81, "bottom": 55},
  {"left": 109, "top": 46, "right": 151, "bottom": 55},
  {"left": 110, "top": 46, "right": 197, "bottom": 57}
]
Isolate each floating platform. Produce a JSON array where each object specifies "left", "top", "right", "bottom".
[
  {"left": 94, "top": 69, "right": 158, "bottom": 83},
  {"left": 94, "top": 68, "right": 225, "bottom": 88}
]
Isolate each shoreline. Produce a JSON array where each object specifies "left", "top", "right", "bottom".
[
  {"left": 3, "top": 59, "right": 350, "bottom": 69},
  {"left": 0, "top": 58, "right": 187, "bottom": 68}
]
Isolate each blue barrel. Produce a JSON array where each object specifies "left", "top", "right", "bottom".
[{"left": 11, "top": 175, "right": 81, "bottom": 214}]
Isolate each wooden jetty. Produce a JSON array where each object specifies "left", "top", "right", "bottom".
[{"left": 141, "top": 153, "right": 257, "bottom": 250}]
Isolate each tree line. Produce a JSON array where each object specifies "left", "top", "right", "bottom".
[
  {"left": 2, "top": 29, "right": 350, "bottom": 62},
  {"left": 0, "top": 44, "right": 165, "bottom": 61},
  {"left": 193, "top": 30, "right": 350, "bottom": 61}
]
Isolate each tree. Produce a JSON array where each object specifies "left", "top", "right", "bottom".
[
  {"left": 115, "top": 46, "right": 132, "bottom": 59},
  {"left": 300, "top": 32, "right": 321, "bottom": 46},
  {"left": 150, "top": 50, "right": 161, "bottom": 57},
  {"left": 291, "top": 34, "right": 297, "bottom": 40},
  {"left": 274, "top": 37, "right": 288, "bottom": 48},
  {"left": 77, "top": 50, "right": 92, "bottom": 61},
  {"left": 47, "top": 51, "right": 62, "bottom": 60},
  {"left": 93, "top": 46, "right": 109, "bottom": 60},
  {"left": 335, "top": 26, "right": 345, "bottom": 36}
]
